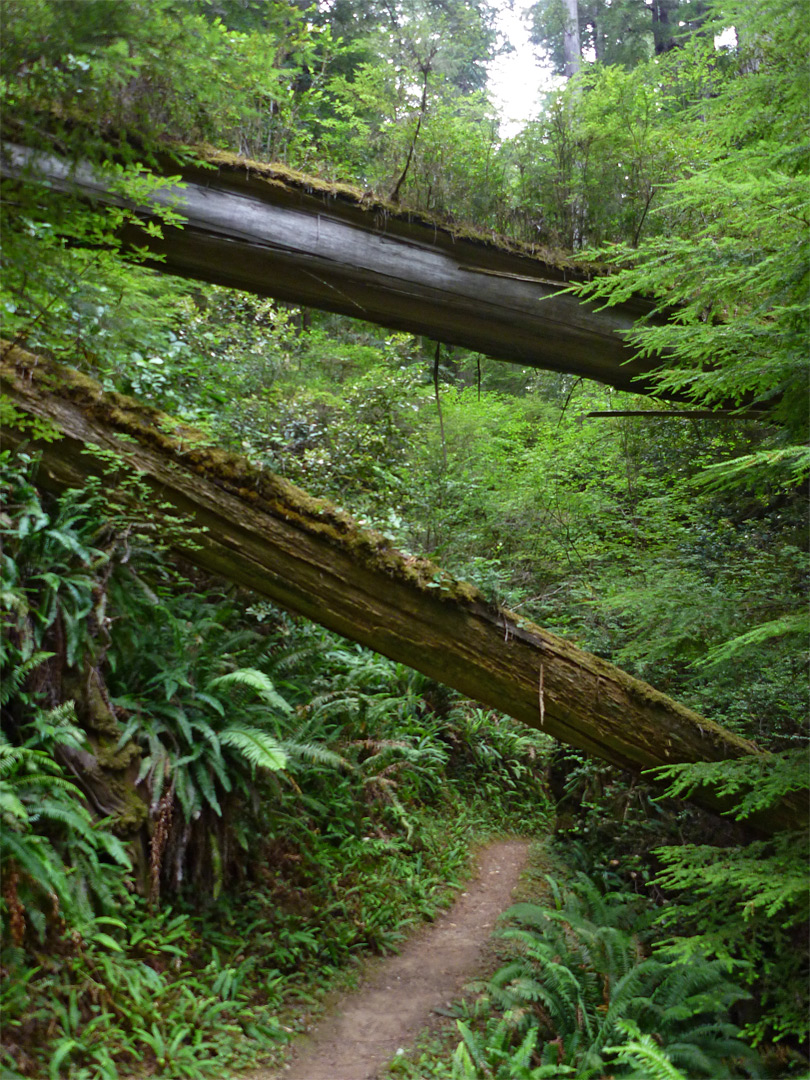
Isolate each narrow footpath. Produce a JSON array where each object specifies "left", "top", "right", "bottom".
[{"left": 243, "top": 839, "right": 530, "bottom": 1080}]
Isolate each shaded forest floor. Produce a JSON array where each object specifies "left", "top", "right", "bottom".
[{"left": 239, "top": 839, "right": 531, "bottom": 1080}]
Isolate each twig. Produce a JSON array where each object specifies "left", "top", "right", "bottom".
[{"left": 434, "top": 341, "right": 447, "bottom": 471}]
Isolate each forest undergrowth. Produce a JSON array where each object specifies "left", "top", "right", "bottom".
[
  {"left": 1, "top": 408, "right": 806, "bottom": 1078},
  {"left": 0, "top": 449, "right": 554, "bottom": 1079}
]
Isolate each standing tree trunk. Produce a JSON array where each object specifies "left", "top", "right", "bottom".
[
  {"left": 563, "top": 0, "right": 582, "bottom": 77},
  {"left": 651, "top": 0, "right": 678, "bottom": 53}
]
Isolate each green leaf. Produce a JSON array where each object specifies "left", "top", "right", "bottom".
[
  {"left": 49, "top": 1039, "right": 80, "bottom": 1079},
  {"left": 90, "top": 932, "right": 124, "bottom": 951},
  {"left": 219, "top": 726, "right": 287, "bottom": 772},
  {"left": 207, "top": 669, "right": 292, "bottom": 713}
]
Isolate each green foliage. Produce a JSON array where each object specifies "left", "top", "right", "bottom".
[
  {"left": 695, "top": 612, "right": 809, "bottom": 673},
  {"left": 0, "top": 0, "right": 342, "bottom": 380},
  {"left": 649, "top": 750, "right": 810, "bottom": 822},
  {"left": 651, "top": 832, "right": 810, "bottom": 1046},
  {"left": 315, "top": 0, "right": 504, "bottom": 213},
  {"left": 642, "top": 736, "right": 810, "bottom": 1047},
  {"left": 281, "top": 637, "right": 552, "bottom": 841},
  {"left": 693, "top": 446, "right": 810, "bottom": 496},
  {"left": 550, "top": 754, "right": 809, "bottom": 1052},
  {"left": 450, "top": 1016, "right": 571, "bottom": 1078},
  {"left": 1, "top": 0, "right": 338, "bottom": 157},
  {"left": 0, "top": 673, "right": 131, "bottom": 945},
  {"left": 1, "top": 451, "right": 107, "bottom": 665},
  {"left": 0, "top": 896, "right": 292, "bottom": 1079},
  {"left": 1, "top": 453, "right": 140, "bottom": 944},
  {"left": 444, "top": 873, "right": 758, "bottom": 1078},
  {"left": 1, "top": 447, "right": 555, "bottom": 1075},
  {"left": 108, "top": 583, "right": 300, "bottom": 899},
  {"left": 605, "top": 1021, "right": 691, "bottom": 1080},
  {"left": 529, "top": 0, "right": 659, "bottom": 75},
  {"left": 2, "top": 0, "right": 809, "bottom": 1073},
  {"left": 574, "top": 0, "right": 810, "bottom": 437},
  {"left": 511, "top": 57, "right": 683, "bottom": 248}
]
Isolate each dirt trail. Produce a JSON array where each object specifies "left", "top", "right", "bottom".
[{"left": 242, "top": 839, "right": 529, "bottom": 1080}]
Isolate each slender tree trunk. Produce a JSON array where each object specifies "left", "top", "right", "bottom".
[
  {"left": 651, "top": 0, "right": 677, "bottom": 54},
  {"left": 390, "top": 66, "right": 429, "bottom": 204},
  {"left": 563, "top": 0, "right": 582, "bottom": 77}
]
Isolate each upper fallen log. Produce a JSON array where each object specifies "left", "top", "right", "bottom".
[
  {"left": 1, "top": 345, "right": 803, "bottom": 834},
  {"left": 3, "top": 142, "right": 668, "bottom": 397}
]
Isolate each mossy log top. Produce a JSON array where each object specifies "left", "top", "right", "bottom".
[
  {"left": 1, "top": 345, "right": 803, "bottom": 834},
  {"left": 183, "top": 145, "right": 586, "bottom": 274}
]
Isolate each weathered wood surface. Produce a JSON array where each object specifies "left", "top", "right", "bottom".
[
  {"left": 2, "top": 346, "right": 803, "bottom": 833},
  {"left": 2, "top": 143, "right": 667, "bottom": 396}
]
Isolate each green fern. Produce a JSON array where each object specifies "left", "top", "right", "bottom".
[
  {"left": 474, "top": 874, "right": 758, "bottom": 1078},
  {"left": 606, "top": 1021, "right": 689, "bottom": 1080},
  {"left": 1, "top": 726, "right": 130, "bottom": 940},
  {"left": 207, "top": 668, "right": 292, "bottom": 714},
  {"left": 2, "top": 829, "right": 73, "bottom": 914},
  {"left": 0, "top": 651, "right": 54, "bottom": 706},
  {"left": 219, "top": 726, "right": 287, "bottom": 773},
  {"left": 283, "top": 739, "right": 353, "bottom": 772}
]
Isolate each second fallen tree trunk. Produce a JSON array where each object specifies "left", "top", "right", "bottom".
[{"left": 1, "top": 345, "right": 804, "bottom": 833}]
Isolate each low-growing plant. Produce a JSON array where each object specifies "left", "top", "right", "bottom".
[
  {"left": 0, "top": 659, "right": 131, "bottom": 947},
  {"left": 435, "top": 872, "right": 761, "bottom": 1079}
]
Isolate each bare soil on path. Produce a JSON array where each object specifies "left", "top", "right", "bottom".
[{"left": 242, "top": 838, "right": 530, "bottom": 1080}]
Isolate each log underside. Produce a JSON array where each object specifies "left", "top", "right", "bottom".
[
  {"left": 2, "top": 346, "right": 804, "bottom": 834},
  {"left": 3, "top": 143, "right": 670, "bottom": 397}
]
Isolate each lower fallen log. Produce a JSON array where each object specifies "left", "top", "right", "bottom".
[{"left": 1, "top": 344, "right": 804, "bottom": 834}]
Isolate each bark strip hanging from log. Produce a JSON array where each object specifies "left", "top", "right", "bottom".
[
  {"left": 3, "top": 143, "right": 668, "bottom": 397},
  {"left": 1, "top": 345, "right": 803, "bottom": 834}
]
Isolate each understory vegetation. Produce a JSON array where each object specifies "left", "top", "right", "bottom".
[
  {"left": 1, "top": 0, "right": 808, "bottom": 1076},
  {"left": 1, "top": 449, "right": 552, "bottom": 1077}
]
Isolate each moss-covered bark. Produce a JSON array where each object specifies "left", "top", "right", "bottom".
[{"left": 1, "top": 345, "right": 803, "bottom": 834}]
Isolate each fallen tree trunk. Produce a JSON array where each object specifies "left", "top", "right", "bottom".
[
  {"left": 2, "top": 346, "right": 803, "bottom": 834},
  {"left": 2, "top": 143, "right": 669, "bottom": 397}
]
